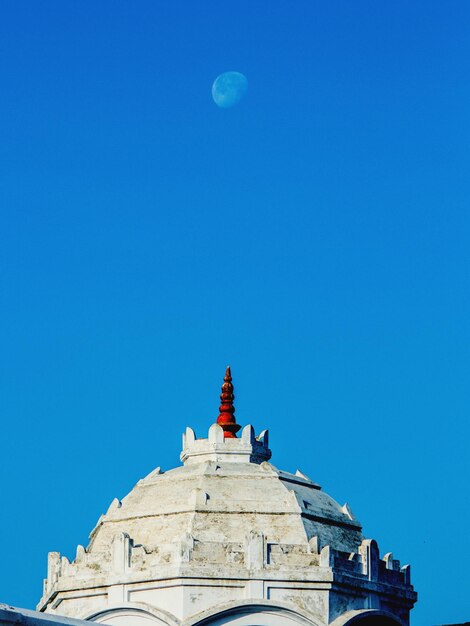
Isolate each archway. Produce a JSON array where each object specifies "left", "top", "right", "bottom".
[
  {"left": 87, "top": 605, "right": 180, "bottom": 626},
  {"left": 188, "top": 602, "right": 320, "bottom": 626},
  {"left": 329, "top": 609, "right": 403, "bottom": 626}
]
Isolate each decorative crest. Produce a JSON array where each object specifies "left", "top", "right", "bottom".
[{"left": 216, "top": 366, "right": 241, "bottom": 438}]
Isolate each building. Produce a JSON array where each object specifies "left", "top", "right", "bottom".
[{"left": 34, "top": 368, "right": 416, "bottom": 626}]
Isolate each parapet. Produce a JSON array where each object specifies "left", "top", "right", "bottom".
[
  {"left": 39, "top": 530, "right": 415, "bottom": 612},
  {"left": 180, "top": 423, "right": 272, "bottom": 465}
]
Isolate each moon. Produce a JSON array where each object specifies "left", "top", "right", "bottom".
[{"left": 212, "top": 71, "right": 248, "bottom": 108}]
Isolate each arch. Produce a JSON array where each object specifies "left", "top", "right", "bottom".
[
  {"left": 329, "top": 609, "right": 404, "bottom": 626},
  {"left": 186, "top": 601, "right": 321, "bottom": 626},
  {"left": 86, "top": 604, "right": 180, "bottom": 626}
]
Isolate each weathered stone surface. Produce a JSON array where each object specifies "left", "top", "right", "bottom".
[{"left": 38, "top": 423, "right": 417, "bottom": 626}]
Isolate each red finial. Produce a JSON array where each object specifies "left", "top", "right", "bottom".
[{"left": 216, "top": 366, "right": 241, "bottom": 438}]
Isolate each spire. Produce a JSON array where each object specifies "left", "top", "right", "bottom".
[{"left": 216, "top": 366, "right": 241, "bottom": 438}]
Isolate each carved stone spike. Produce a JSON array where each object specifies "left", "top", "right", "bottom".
[
  {"left": 183, "top": 427, "right": 196, "bottom": 448},
  {"left": 257, "top": 429, "right": 269, "bottom": 447},
  {"left": 47, "top": 552, "right": 61, "bottom": 586},
  {"left": 75, "top": 545, "right": 86, "bottom": 561},
  {"left": 208, "top": 422, "right": 224, "bottom": 443},
  {"left": 111, "top": 533, "right": 131, "bottom": 574},
  {"left": 401, "top": 564, "right": 411, "bottom": 584},
  {"left": 295, "top": 469, "right": 312, "bottom": 481},
  {"left": 359, "top": 539, "right": 379, "bottom": 580},
  {"left": 242, "top": 423, "right": 255, "bottom": 444},
  {"left": 141, "top": 467, "right": 162, "bottom": 482},
  {"left": 320, "top": 545, "right": 333, "bottom": 567},
  {"left": 341, "top": 502, "right": 354, "bottom": 520},
  {"left": 309, "top": 536, "right": 320, "bottom": 554},
  {"left": 106, "top": 497, "right": 122, "bottom": 515}
]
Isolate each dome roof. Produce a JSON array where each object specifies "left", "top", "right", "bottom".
[
  {"left": 87, "top": 417, "right": 362, "bottom": 559},
  {"left": 38, "top": 369, "right": 416, "bottom": 626}
]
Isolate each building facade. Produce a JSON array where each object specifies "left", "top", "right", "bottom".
[{"left": 36, "top": 368, "right": 417, "bottom": 626}]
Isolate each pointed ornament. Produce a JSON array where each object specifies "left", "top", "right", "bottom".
[{"left": 216, "top": 366, "right": 241, "bottom": 438}]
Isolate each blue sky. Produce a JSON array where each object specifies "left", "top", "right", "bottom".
[{"left": 0, "top": 2, "right": 469, "bottom": 624}]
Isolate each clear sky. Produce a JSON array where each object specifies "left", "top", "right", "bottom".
[{"left": 0, "top": 2, "right": 469, "bottom": 624}]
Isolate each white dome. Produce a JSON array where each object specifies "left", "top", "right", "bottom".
[
  {"left": 87, "top": 423, "right": 362, "bottom": 560},
  {"left": 38, "top": 370, "right": 416, "bottom": 626}
]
